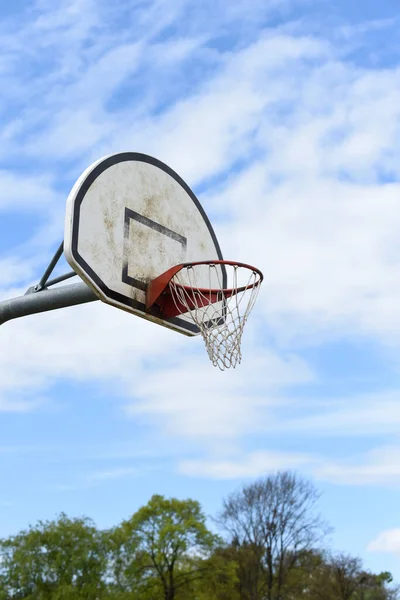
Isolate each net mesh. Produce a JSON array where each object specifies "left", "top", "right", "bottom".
[{"left": 168, "top": 263, "right": 262, "bottom": 370}]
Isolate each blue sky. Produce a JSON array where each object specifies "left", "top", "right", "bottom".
[{"left": 1, "top": 0, "right": 400, "bottom": 582}]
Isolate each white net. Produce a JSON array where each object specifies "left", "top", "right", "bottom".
[{"left": 168, "top": 262, "right": 262, "bottom": 370}]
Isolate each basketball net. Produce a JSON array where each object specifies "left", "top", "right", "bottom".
[{"left": 168, "top": 262, "right": 263, "bottom": 370}]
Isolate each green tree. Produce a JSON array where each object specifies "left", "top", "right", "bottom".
[
  {"left": 285, "top": 552, "right": 399, "bottom": 600},
  {"left": 183, "top": 545, "right": 240, "bottom": 600},
  {"left": 0, "top": 513, "right": 107, "bottom": 599},
  {"left": 356, "top": 570, "right": 399, "bottom": 600},
  {"left": 281, "top": 549, "right": 331, "bottom": 600},
  {"left": 110, "top": 494, "right": 218, "bottom": 600},
  {"left": 310, "top": 554, "right": 398, "bottom": 600}
]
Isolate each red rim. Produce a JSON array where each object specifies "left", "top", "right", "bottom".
[
  {"left": 146, "top": 260, "right": 263, "bottom": 315},
  {"left": 171, "top": 260, "right": 263, "bottom": 296}
]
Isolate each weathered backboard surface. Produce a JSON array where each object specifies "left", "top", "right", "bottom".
[{"left": 64, "top": 152, "right": 223, "bottom": 335}]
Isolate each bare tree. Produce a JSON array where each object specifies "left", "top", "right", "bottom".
[
  {"left": 217, "top": 471, "right": 330, "bottom": 600},
  {"left": 328, "top": 553, "right": 362, "bottom": 600}
]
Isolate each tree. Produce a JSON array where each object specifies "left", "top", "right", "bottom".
[
  {"left": 180, "top": 545, "right": 240, "bottom": 600},
  {"left": 0, "top": 486, "right": 397, "bottom": 600},
  {"left": 217, "top": 471, "right": 330, "bottom": 600},
  {"left": 285, "top": 553, "right": 399, "bottom": 600},
  {"left": 111, "top": 494, "right": 218, "bottom": 600},
  {"left": 281, "top": 549, "right": 331, "bottom": 600},
  {"left": 0, "top": 513, "right": 107, "bottom": 599},
  {"left": 356, "top": 570, "right": 399, "bottom": 600},
  {"left": 327, "top": 553, "right": 363, "bottom": 600}
]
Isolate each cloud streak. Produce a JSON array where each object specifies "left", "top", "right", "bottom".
[
  {"left": 368, "top": 529, "right": 400, "bottom": 556},
  {"left": 179, "top": 450, "right": 316, "bottom": 479}
]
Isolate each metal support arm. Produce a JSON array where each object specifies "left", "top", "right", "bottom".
[{"left": 0, "top": 282, "right": 98, "bottom": 326}]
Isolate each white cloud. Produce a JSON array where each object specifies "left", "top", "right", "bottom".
[
  {"left": 367, "top": 529, "right": 400, "bottom": 556},
  {"left": 88, "top": 466, "right": 139, "bottom": 482},
  {"left": 0, "top": 171, "right": 57, "bottom": 211},
  {"left": 53, "top": 465, "right": 141, "bottom": 492},
  {"left": 274, "top": 392, "right": 400, "bottom": 438},
  {"left": 314, "top": 445, "right": 400, "bottom": 486},
  {"left": 178, "top": 440, "right": 400, "bottom": 485},
  {"left": 125, "top": 344, "right": 313, "bottom": 439},
  {"left": 102, "top": 33, "right": 328, "bottom": 185},
  {"left": 0, "top": 259, "right": 39, "bottom": 290},
  {"left": 0, "top": 395, "right": 45, "bottom": 413},
  {"left": 179, "top": 450, "right": 315, "bottom": 479},
  {"left": 0, "top": 290, "right": 313, "bottom": 431},
  {"left": 0, "top": 3, "right": 399, "bottom": 468}
]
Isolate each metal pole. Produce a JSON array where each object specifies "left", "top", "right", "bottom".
[
  {"left": 45, "top": 270, "right": 77, "bottom": 287},
  {"left": 0, "top": 282, "right": 98, "bottom": 326},
  {"left": 36, "top": 242, "right": 64, "bottom": 291}
]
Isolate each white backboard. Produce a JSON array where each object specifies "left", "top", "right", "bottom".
[{"left": 64, "top": 152, "right": 223, "bottom": 336}]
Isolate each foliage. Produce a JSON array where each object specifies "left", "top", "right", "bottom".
[
  {"left": 183, "top": 545, "right": 240, "bottom": 600},
  {"left": 0, "top": 474, "right": 396, "bottom": 600},
  {"left": 0, "top": 513, "right": 107, "bottom": 599},
  {"left": 109, "top": 494, "right": 218, "bottom": 600}
]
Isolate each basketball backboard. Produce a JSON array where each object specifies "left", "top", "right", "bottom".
[{"left": 64, "top": 152, "right": 223, "bottom": 336}]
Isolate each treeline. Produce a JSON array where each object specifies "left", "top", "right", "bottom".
[{"left": 0, "top": 472, "right": 396, "bottom": 599}]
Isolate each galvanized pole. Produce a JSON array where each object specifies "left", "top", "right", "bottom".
[{"left": 0, "top": 282, "right": 98, "bottom": 326}]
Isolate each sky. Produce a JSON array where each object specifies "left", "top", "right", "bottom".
[{"left": 0, "top": 0, "right": 400, "bottom": 583}]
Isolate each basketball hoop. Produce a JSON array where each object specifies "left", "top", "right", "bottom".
[{"left": 146, "top": 260, "right": 263, "bottom": 370}]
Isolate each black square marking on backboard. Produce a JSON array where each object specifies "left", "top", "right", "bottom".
[{"left": 122, "top": 208, "right": 187, "bottom": 290}]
